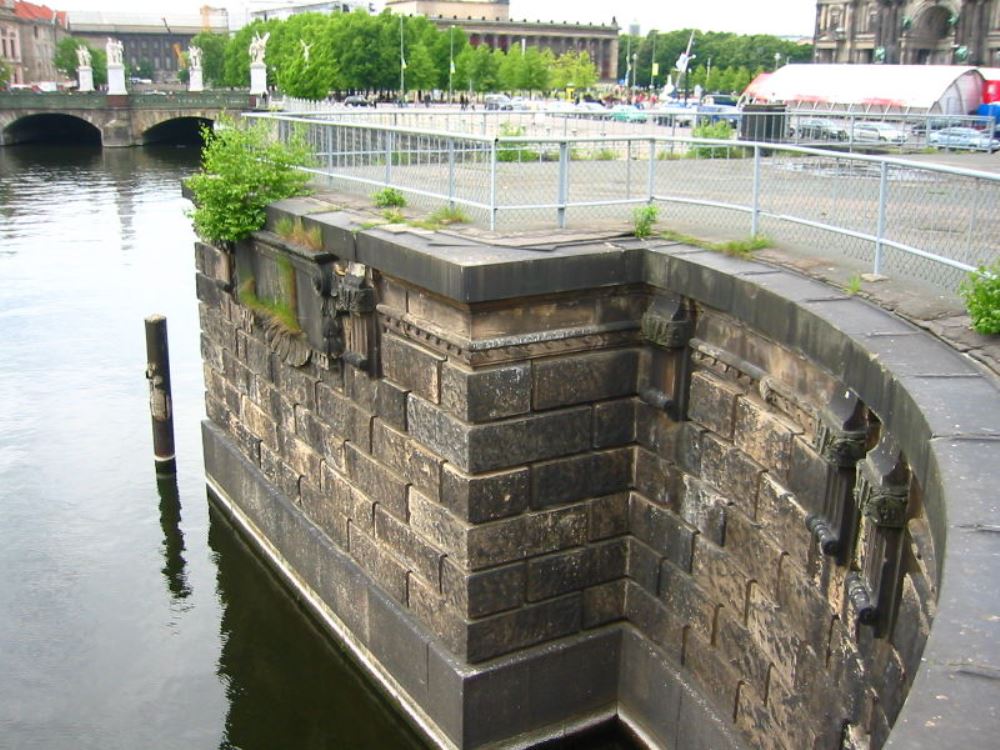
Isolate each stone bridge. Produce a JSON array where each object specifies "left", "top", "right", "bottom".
[{"left": 0, "top": 91, "right": 258, "bottom": 147}]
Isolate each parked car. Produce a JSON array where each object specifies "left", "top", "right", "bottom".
[
  {"left": 575, "top": 101, "right": 607, "bottom": 114},
  {"left": 343, "top": 95, "right": 371, "bottom": 107},
  {"left": 852, "top": 122, "right": 908, "bottom": 144},
  {"left": 928, "top": 126, "right": 1000, "bottom": 151},
  {"left": 791, "top": 117, "right": 848, "bottom": 141},
  {"left": 652, "top": 102, "right": 697, "bottom": 126},
  {"left": 484, "top": 94, "right": 513, "bottom": 111},
  {"left": 610, "top": 104, "right": 648, "bottom": 123}
]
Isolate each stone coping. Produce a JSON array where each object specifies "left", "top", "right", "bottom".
[{"left": 259, "top": 195, "right": 1000, "bottom": 748}]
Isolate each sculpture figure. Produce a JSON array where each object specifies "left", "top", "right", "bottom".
[
  {"left": 76, "top": 45, "right": 91, "bottom": 68},
  {"left": 249, "top": 32, "right": 270, "bottom": 65},
  {"left": 106, "top": 38, "right": 124, "bottom": 66},
  {"left": 188, "top": 45, "right": 203, "bottom": 69},
  {"left": 300, "top": 39, "right": 312, "bottom": 63}
]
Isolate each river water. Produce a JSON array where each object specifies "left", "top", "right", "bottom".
[{"left": 0, "top": 145, "right": 428, "bottom": 750}]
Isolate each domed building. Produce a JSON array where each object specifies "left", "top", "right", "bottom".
[{"left": 814, "top": 0, "right": 1000, "bottom": 66}]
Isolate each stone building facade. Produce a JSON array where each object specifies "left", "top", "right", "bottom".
[
  {"left": 0, "top": 0, "right": 67, "bottom": 86},
  {"left": 815, "top": 0, "right": 1000, "bottom": 66},
  {"left": 386, "top": 0, "right": 619, "bottom": 82}
]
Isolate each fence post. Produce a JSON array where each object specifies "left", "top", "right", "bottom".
[
  {"left": 557, "top": 140, "right": 569, "bottom": 229},
  {"left": 385, "top": 130, "right": 393, "bottom": 186},
  {"left": 874, "top": 160, "right": 888, "bottom": 276},
  {"left": 647, "top": 137, "right": 656, "bottom": 204},
  {"left": 751, "top": 144, "right": 761, "bottom": 237},
  {"left": 448, "top": 137, "right": 456, "bottom": 210},
  {"left": 489, "top": 138, "right": 498, "bottom": 231},
  {"left": 626, "top": 140, "right": 633, "bottom": 200}
]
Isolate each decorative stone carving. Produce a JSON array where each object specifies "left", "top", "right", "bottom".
[
  {"left": 639, "top": 293, "right": 693, "bottom": 421},
  {"left": 264, "top": 318, "right": 311, "bottom": 367},
  {"left": 858, "top": 479, "right": 909, "bottom": 528},
  {"left": 640, "top": 312, "right": 692, "bottom": 349}
]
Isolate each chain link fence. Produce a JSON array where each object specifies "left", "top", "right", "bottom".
[{"left": 251, "top": 112, "right": 999, "bottom": 292}]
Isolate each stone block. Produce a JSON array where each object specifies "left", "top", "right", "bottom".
[
  {"left": 374, "top": 378, "right": 408, "bottom": 431},
  {"left": 679, "top": 477, "right": 727, "bottom": 546},
  {"left": 757, "top": 473, "right": 813, "bottom": 565},
  {"left": 627, "top": 537, "right": 662, "bottom": 594},
  {"left": 525, "top": 538, "right": 627, "bottom": 601},
  {"left": 635, "top": 401, "right": 683, "bottom": 459},
  {"left": 682, "top": 630, "right": 740, "bottom": 720},
  {"left": 629, "top": 493, "right": 696, "bottom": 572},
  {"left": 348, "top": 521, "right": 408, "bottom": 605},
  {"left": 890, "top": 574, "right": 930, "bottom": 681},
  {"left": 408, "top": 489, "right": 470, "bottom": 563},
  {"left": 345, "top": 442, "right": 408, "bottom": 522},
  {"left": 367, "top": 586, "right": 430, "bottom": 699},
  {"left": 624, "top": 581, "right": 684, "bottom": 661},
  {"left": 587, "top": 493, "right": 629, "bottom": 541},
  {"left": 373, "top": 419, "right": 442, "bottom": 500},
  {"left": 633, "top": 446, "right": 681, "bottom": 507},
  {"left": 204, "top": 394, "right": 230, "bottom": 431},
  {"left": 344, "top": 365, "right": 378, "bottom": 412},
  {"left": 227, "top": 418, "right": 262, "bottom": 466},
  {"left": 440, "top": 360, "right": 531, "bottom": 423},
  {"left": 320, "top": 462, "right": 374, "bottom": 532},
  {"left": 278, "top": 428, "right": 322, "bottom": 479},
  {"left": 440, "top": 558, "right": 524, "bottom": 619},
  {"left": 295, "top": 404, "right": 345, "bottom": 472},
  {"left": 698, "top": 434, "right": 763, "bottom": 518},
  {"left": 618, "top": 628, "right": 683, "bottom": 748},
  {"left": 407, "top": 395, "right": 591, "bottom": 473},
  {"left": 766, "top": 670, "right": 818, "bottom": 750},
  {"left": 238, "top": 329, "right": 271, "bottom": 379},
  {"left": 733, "top": 396, "right": 802, "bottom": 482},
  {"left": 195, "top": 241, "right": 232, "bottom": 285},
  {"left": 583, "top": 579, "right": 626, "bottom": 628},
  {"left": 259, "top": 444, "right": 300, "bottom": 500},
  {"left": 465, "top": 505, "right": 589, "bottom": 570},
  {"left": 300, "top": 479, "right": 349, "bottom": 549},
  {"left": 465, "top": 593, "right": 582, "bottom": 663},
  {"left": 724, "top": 507, "right": 783, "bottom": 599},
  {"left": 222, "top": 348, "right": 253, "bottom": 396},
  {"left": 374, "top": 505, "right": 443, "bottom": 588},
  {"left": 734, "top": 683, "right": 785, "bottom": 750},
  {"left": 408, "top": 572, "right": 468, "bottom": 657},
  {"left": 747, "top": 584, "right": 802, "bottom": 690},
  {"left": 241, "top": 395, "right": 278, "bottom": 451},
  {"left": 256, "top": 381, "right": 296, "bottom": 434},
  {"left": 316, "top": 381, "right": 372, "bottom": 451},
  {"left": 593, "top": 398, "right": 637, "bottom": 448},
  {"left": 786, "top": 436, "right": 829, "bottom": 517},
  {"left": 688, "top": 370, "right": 743, "bottom": 439},
  {"left": 201, "top": 333, "right": 225, "bottom": 371},
  {"left": 270, "top": 356, "right": 317, "bottom": 410},
  {"left": 777, "top": 555, "right": 833, "bottom": 655},
  {"left": 530, "top": 448, "right": 632, "bottom": 510},
  {"left": 691, "top": 536, "right": 750, "bottom": 619},
  {"left": 381, "top": 333, "right": 444, "bottom": 403},
  {"left": 715, "top": 610, "right": 770, "bottom": 699},
  {"left": 658, "top": 558, "right": 715, "bottom": 640},
  {"left": 532, "top": 349, "right": 639, "bottom": 410},
  {"left": 440, "top": 463, "right": 529, "bottom": 523}
]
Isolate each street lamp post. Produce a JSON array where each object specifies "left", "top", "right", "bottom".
[
  {"left": 448, "top": 25, "right": 454, "bottom": 104},
  {"left": 650, "top": 32, "right": 657, "bottom": 90},
  {"left": 399, "top": 15, "right": 406, "bottom": 105}
]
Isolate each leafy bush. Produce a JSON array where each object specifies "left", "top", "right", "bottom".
[
  {"left": 497, "top": 122, "right": 539, "bottom": 163},
  {"left": 372, "top": 187, "right": 406, "bottom": 208},
  {"left": 689, "top": 121, "right": 748, "bottom": 159},
  {"left": 593, "top": 147, "right": 618, "bottom": 161},
  {"left": 185, "top": 118, "right": 312, "bottom": 246},
  {"left": 960, "top": 261, "right": 1000, "bottom": 335},
  {"left": 633, "top": 205, "right": 659, "bottom": 239}
]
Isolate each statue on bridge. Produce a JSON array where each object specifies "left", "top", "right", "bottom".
[
  {"left": 249, "top": 32, "right": 270, "bottom": 66},
  {"left": 106, "top": 38, "right": 124, "bottom": 67},
  {"left": 76, "top": 45, "right": 91, "bottom": 69},
  {"left": 188, "top": 46, "right": 203, "bottom": 70},
  {"left": 300, "top": 39, "right": 312, "bottom": 64},
  {"left": 188, "top": 46, "right": 204, "bottom": 93}
]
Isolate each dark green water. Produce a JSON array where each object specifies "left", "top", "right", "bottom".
[{"left": 0, "top": 145, "right": 427, "bottom": 750}]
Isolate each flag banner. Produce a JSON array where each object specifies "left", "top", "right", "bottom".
[{"left": 652, "top": 62, "right": 659, "bottom": 76}]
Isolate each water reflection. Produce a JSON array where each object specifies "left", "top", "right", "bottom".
[
  {"left": 208, "top": 502, "right": 428, "bottom": 750},
  {"left": 157, "top": 473, "right": 192, "bottom": 603}
]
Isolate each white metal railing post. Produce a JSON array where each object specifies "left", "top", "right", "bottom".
[
  {"left": 751, "top": 144, "right": 761, "bottom": 237},
  {"left": 489, "top": 138, "right": 498, "bottom": 231},
  {"left": 626, "top": 140, "right": 633, "bottom": 200},
  {"left": 557, "top": 140, "right": 569, "bottom": 228},
  {"left": 448, "top": 137, "right": 456, "bottom": 209},
  {"left": 385, "top": 130, "right": 393, "bottom": 185},
  {"left": 874, "top": 160, "right": 889, "bottom": 276},
  {"left": 647, "top": 137, "right": 656, "bottom": 203}
]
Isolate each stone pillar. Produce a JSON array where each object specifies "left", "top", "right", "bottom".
[
  {"left": 77, "top": 66, "right": 94, "bottom": 93},
  {"left": 250, "top": 62, "right": 267, "bottom": 96},
  {"left": 189, "top": 66, "right": 204, "bottom": 93},
  {"left": 107, "top": 63, "right": 126, "bottom": 96}
]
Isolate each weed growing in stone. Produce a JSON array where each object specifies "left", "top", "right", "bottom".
[
  {"left": 660, "top": 229, "right": 770, "bottom": 256},
  {"left": 633, "top": 205, "right": 659, "bottom": 239},
  {"left": 274, "top": 216, "right": 322, "bottom": 250},
  {"left": 846, "top": 274, "right": 863, "bottom": 295},
  {"left": 372, "top": 187, "right": 406, "bottom": 208},
  {"left": 960, "top": 260, "right": 1000, "bottom": 334}
]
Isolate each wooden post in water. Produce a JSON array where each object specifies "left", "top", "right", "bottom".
[{"left": 144, "top": 315, "right": 176, "bottom": 474}]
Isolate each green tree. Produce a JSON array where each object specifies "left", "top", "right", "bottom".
[
  {"left": 271, "top": 13, "right": 339, "bottom": 98},
  {"left": 0, "top": 60, "right": 10, "bottom": 89},
  {"left": 223, "top": 19, "right": 280, "bottom": 88},
  {"left": 457, "top": 44, "right": 499, "bottom": 93},
  {"left": 188, "top": 31, "right": 228, "bottom": 85},
  {"left": 185, "top": 117, "right": 313, "bottom": 246},
  {"left": 134, "top": 59, "right": 154, "bottom": 80},
  {"left": 54, "top": 37, "right": 107, "bottom": 86},
  {"left": 550, "top": 50, "right": 597, "bottom": 91}
]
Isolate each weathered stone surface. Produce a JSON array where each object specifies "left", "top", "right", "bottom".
[
  {"left": 259, "top": 444, "right": 300, "bottom": 501},
  {"left": 629, "top": 493, "right": 696, "bottom": 572},
  {"left": 530, "top": 448, "right": 632, "bottom": 509},
  {"left": 238, "top": 329, "right": 271, "bottom": 379},
  {"left": 300, "top": 478, "right": 349, "bottom": 549},
  {"left": 320, "top": 462, "right": 374, "bottom": 532},
  {"left": 374, "top": 505, "right": 443, "bottom": 588},
  {"left": 345, "top": 442, "right": 409, "bottom": 522},
  {"left": 624, "top": 581, "right": 684, "bottom": 661},
  {"left": 316, "top": 381, "right": 373, "bottom": 450},
  {"left": 373, "top": 419, "right": 442, "bottom": 500},
  {"left": 465, "top": 506, "right": 589, "bottom": 570},
  {"left": 441, "top": 361, "right": 531, "bottom": 423},
  {"left": 407, "top": 395, "right": 591, "bottom": 473},
  {"left": 271, "top": 356, "right": 318, "bottom": 409},
  {"left": 679, "top": 477, "right": 727, "bottom": 546},
  {"left": 756, "top": 474, "right": 813, "bottom": 564},
  {"left": 465, "top": 593, "right": 582, "bottom": 663},
  {"left": 627, "top": 537, "right": 662, "bottom": 594},
  {"left": 683, "top": 630, "right": 740, "bottom": 720},
  {"left": 689, "top": 370, "right": 743, "bottom": 439},
  {"left": 724, "top": 507, "right": 783, "bottom": 599},
  {"left": 441, "top": 558, "right": 525, "bottom": 619},
  {"left": 348, "top": 522, "right": 408, "bottom": 605},
  {"left": 691, "top": 536, "right": 750, "bottom": 619},
  {"left": 587, "top": 493, "right": 629, "bottom": 541},
  {"left": 698, "top": 434, "right": 763, "bottom": 518},
  {"left": 715, "top": 610, "right": 770, "bottom": 699},
  {"left": 658, "top": 558, "right": 715, "bottom": 639},
  {"left": 374, "top": 378, "right": 409, "bottom": 431},
  {"left": 532, "top": 349, "right": 639, "bottom": 410},
  {"left": 633, "top": 446, "right": 681, "bottom": 507},
  {"left": 582, "top": 579, "right": 626, "bottom": 628},
  {"left": 525, "top": 539, "right": 627, "bottom": 602},
  {"left": 440, "top": 463, "right": 529, "bottom": 523},
  {"left": 381, "top": 333, "right": 444, "bottom": 403},
  {"left": 241, "top": 394, "right": 278, "bottom": 451},
  {"left": 593, "top": 398, "right": 637, "bottom": 448},
  {"left": 746, "top": 584, "right": 802, "bottom": 689},
  {"left": 733, "top": 396, "right": 803, "bottom": 482},
  {"left": 278, "top": 428, "right": 322, "bottom": 478}
]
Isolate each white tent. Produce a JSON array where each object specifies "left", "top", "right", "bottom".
[{"left": 744, "top": 64, "right": 985, "bottom": 115}]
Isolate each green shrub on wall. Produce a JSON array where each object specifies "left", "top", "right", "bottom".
[
  {"left": 960, "top": 261, "right": 1000, "bottom": 335},
  {"left": 185, "top": 118, "right": 312, "bottom": 246}
]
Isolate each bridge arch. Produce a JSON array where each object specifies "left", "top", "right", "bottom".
[
  {"left": 140, "top": 115, "right": 214, "bottom": 146},
  {"left": 2, "top": 112, "right": 103, "bottom": 146}
]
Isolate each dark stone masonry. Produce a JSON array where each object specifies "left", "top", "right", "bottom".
[{"left": 196, "top": 198, "right": 1000, "bottom": 750}]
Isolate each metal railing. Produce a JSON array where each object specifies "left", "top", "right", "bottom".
[{"left": 249, "top": 111, "right": 1000, "bottom": 292}]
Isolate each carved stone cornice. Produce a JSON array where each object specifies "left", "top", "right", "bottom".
[{"left": 856, "top": 471, "right": 909, "bottom": 528}]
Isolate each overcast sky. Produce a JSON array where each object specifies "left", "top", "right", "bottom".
[{"left": 52, "top": 1, "right": 817, "bottom": 38}]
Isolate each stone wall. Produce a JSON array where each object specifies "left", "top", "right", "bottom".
[{"left": 195, "top": 209, "right": 997, "bottom": 750}]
